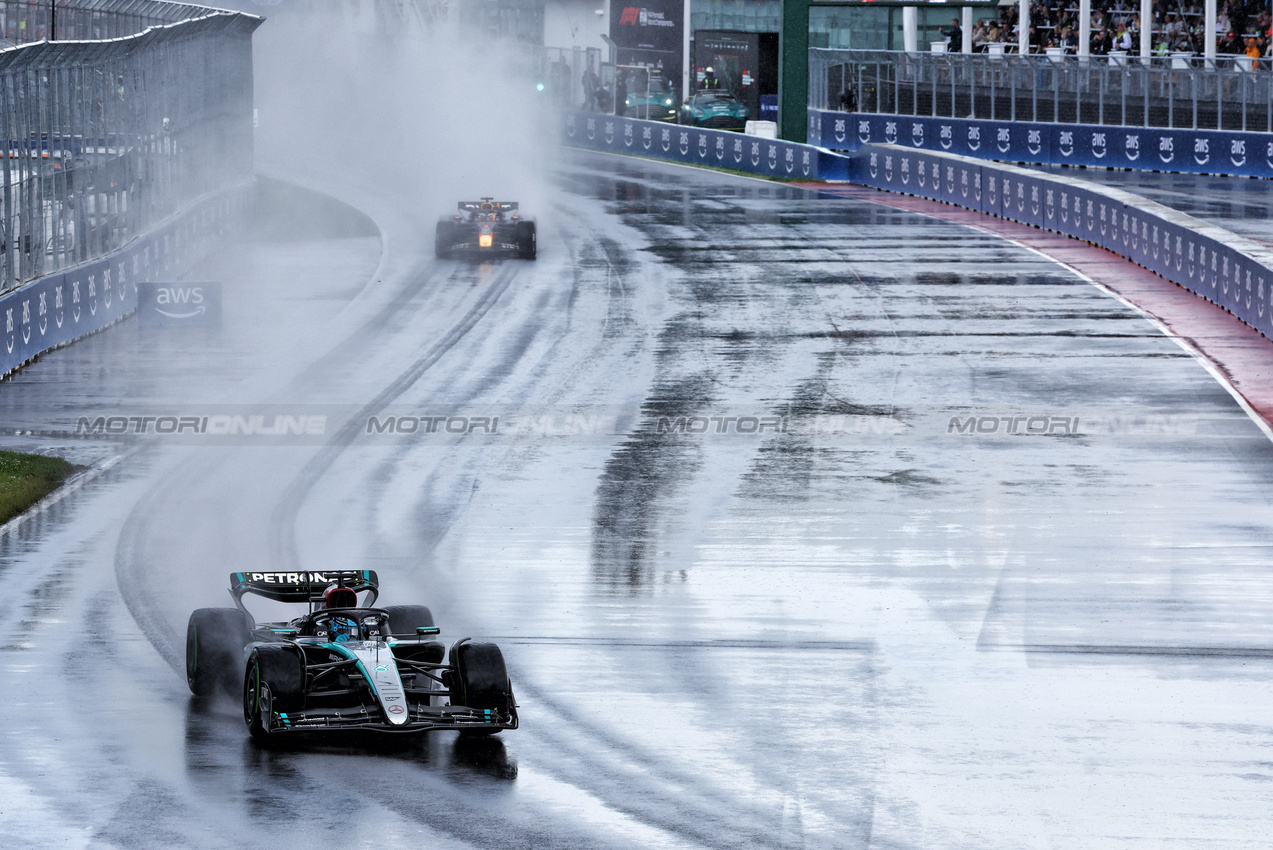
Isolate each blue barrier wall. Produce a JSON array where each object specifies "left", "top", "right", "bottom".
[
  {"left": 1, "top": 186, "right": 251, "bottom": 379},
  {"left": 810, "top": 110, "right": 1273, "bottom": 179},
  {"left": 561, "top": 109, "right": 1273, "bottom": 344},
  {"left": 565, "top": 112, "right": 851, "bottom": 181},
  {"left": 848, "top": 144, "right": 1273, "bottom": 341}
]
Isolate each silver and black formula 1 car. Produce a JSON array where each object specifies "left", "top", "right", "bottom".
[
  {"left": 435, "top": 197, "right": 536, "bottom": 260},
  {"left": 185, "top": 570, "right": 518, "bottom": 740}
]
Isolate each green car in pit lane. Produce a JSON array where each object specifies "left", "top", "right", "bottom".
[
  {"left": 623, "top": 76, "right": 678, "bottom": 122},
  {"left": 680, "top": 90, "right": 750, "bottom": 130}
]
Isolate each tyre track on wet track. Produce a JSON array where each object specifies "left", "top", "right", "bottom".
[{"left": 348, "top": 209, "right": 816, "bottom": 848}]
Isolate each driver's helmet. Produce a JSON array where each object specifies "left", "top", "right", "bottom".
[{"left": 328, "top": 615, "right": 359, "bottom": 643}]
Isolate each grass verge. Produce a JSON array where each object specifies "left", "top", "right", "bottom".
[{"left": 0, "top": 450, "right": 82, "bottom": 525}]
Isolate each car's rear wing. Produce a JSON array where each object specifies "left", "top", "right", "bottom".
[
  {"left": 230, "top": 570, "right": 379, "bottom": 608},
  {"left": 458, "top": 200, "right": 517, "bottom": 213}
]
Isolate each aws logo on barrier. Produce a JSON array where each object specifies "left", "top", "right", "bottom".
[
  {"left": 996, "top": 127, "right": 1011, "bottom": 154},
  {"left": 1027, "top": 129, "right": 1042, "bottom": 156},
  {"left": 939, "top": 124, "right": 953, "bottom": 151},
  {"left": 1125, "top": 133, "right": 1141, "bottom": 161},
  {"left": 858, "top": 119, "right": 871, "bottom": 144},
  {"left": 911, "top": 122, "right": 924, "bottom": 147},
  {"left": 138, "top": 282, "right": 221, "bottom": 326},
  {"left": 884, "top": 121, "right": 898, "bottom": 145},
  {"left": 1193, "top": 138, "right": 1210, "bottom": 166},
  {"left": 1230, "top": 139, "right": 1246, "bottom": 167},
  {"left": 1058, "top": 130, "right": 1074, "bottom": 158},
  {"left": 1091, "top": 132, "right": 1108, "bottom": 159}
]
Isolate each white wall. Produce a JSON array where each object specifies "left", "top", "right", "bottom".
[{"left": 544, "top": 0, "right": 610, "bottom": 50}]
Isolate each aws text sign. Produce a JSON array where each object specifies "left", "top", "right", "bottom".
[{"left": 138, "top": 281, "right": 221, "bottom": 326}]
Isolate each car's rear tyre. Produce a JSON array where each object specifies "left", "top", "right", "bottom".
[
  {"left": 382, "top": 604, "right": 435, "bottom": 637},
  {"left": 186, "top": 608, "right": 250, "bottom": 696},
  {"left": 516, "top": 220, "right": 536, "bottom": 259},
  {"left": 243, "top": 645, "right": 304, "bottom": 742},
  {"left": 435, "top": 221, "right": 455, "bottom": 258},
  {"left": 451, "top": 640, "right": 512, "bottom": 734}
]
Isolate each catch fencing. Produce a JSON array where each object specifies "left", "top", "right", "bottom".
[
  {"left": 813, "top": 49, "right": 1273, "bottom": 132},
  {"left": 1, "top": 0, "right": 213, "bottom": 44},
  {"left": 0, "top": 8, "right": 261, "bottom": 294}
]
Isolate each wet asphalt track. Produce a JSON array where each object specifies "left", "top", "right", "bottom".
[{"left": 2, "top": 151, "right": 1273, "bottom": 848}]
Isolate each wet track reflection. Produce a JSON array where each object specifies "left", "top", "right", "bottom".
[{"left": 2, "top": 152, "right": 1273, "bottom": 847}]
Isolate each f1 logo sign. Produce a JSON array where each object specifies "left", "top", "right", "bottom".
[{"left": 619, "top": 7, "right": 639, "bottom": 25}]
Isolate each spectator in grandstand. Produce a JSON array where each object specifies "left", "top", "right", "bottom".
[
  {"left": 1114, "top": 21, "right": 1134, "bottom": 51},
  {"left": 1060, "top": 25, "right": 1079, "bottom": 53},
  {"left": 1029, "top": 23, "right": 1047, "bottom": 53},
  {"left": 1091, "top": 26, "right": 1113, "bottom": 55},
  {"left": 943, "top": 18, "right": 963, "bottom": 52},
  {"left": 971, "top": 19, "right": 990, "bottom": 51},
  {"left": 1219, "top": 30, "right": 1243, "bottom": 54}
]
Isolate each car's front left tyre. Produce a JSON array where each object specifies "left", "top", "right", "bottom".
[
  {"left": 451, "top": 640, "right": 514, "bottom": 735},
  {"left": 516, "top": 220, "right": 536, "bottom": 260},
  {"left": 243, "top": 645, "right": 304, "bottom": 742}
]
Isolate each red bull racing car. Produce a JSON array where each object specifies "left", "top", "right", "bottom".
[
  {"left": 435, "top": 198, "right": 536, "bottom": 259},
  {"left": 185, "top": 570, "right": 518, "bottom": 740}
]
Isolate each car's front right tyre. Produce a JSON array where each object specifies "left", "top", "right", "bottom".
[
  {"left": 186, "top": 608, "right": 249, "bottom": 697},
  {"left": 435, "top": 221, "right": 455, "bottom": 258}
]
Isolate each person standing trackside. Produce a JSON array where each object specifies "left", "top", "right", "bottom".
[
  {"left": 582, "top": 59, "right": 600, "bottom": 111},
  {"left": 942, "top": 18, "right": 963, "bottom": 52},
  {"left": 614, "top": 72, "right": 627, "bottom": 117}
]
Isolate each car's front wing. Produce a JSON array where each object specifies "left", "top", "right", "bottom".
[{"left": 267, "top": 701, "right": 519, "bottom": 735}]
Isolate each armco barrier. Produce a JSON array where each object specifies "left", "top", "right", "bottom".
[
  {"left": 565, "top": 112, "right": 852, "bottom": 181},
  {"left": 849, "top": 144, "right": 1273, "bottom": 341},
  {"left": 810, "top": 110, "right": 1273, "bottom": 179},
  {"left": 1, "top": 185, "right": 252, "bottom": 379}
]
